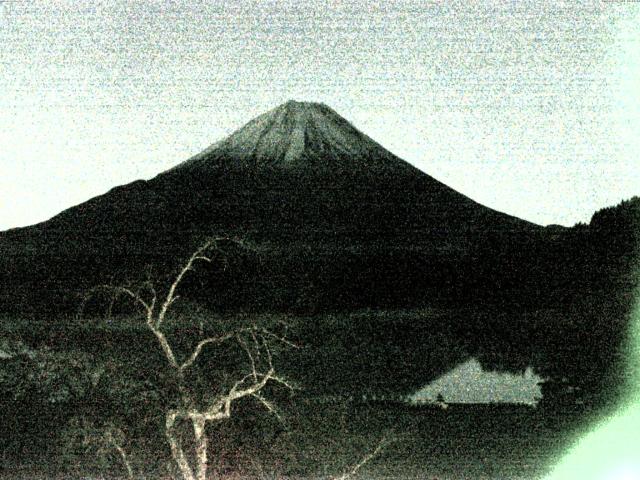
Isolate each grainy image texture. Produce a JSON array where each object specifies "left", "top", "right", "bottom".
[{"left": 0, "top": 1, "right": 639, "bottom": 479}]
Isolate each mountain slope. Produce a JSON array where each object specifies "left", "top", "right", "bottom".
[
  {"left": 0, "top": 101, "right": 542, "bottom": 395},
  {"left": 1, "top": 101, "right": 541, "bottom": 314}
]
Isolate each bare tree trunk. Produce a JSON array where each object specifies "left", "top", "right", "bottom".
[
  {"left": 192, "top": 416, "right": 208, "bottom": 480},
  {"left": 166, "top": 411, "right": 196, "bottom": 480}
]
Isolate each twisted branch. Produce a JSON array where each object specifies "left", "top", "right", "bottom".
[{"left": 331, "top": 435, "right": 392, "bottom": 480}]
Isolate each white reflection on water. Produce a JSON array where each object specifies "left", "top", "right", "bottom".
[{"left": 409, "top": 357, "right": 544, "bottom": 405}]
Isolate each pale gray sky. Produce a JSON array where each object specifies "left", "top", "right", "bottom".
[{"left": 1, "top": 0, "right": 639, "bottom": 230}]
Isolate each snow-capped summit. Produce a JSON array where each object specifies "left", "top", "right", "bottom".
[{"left": 175, "top": 100, "right": 407, "bottom": 172}]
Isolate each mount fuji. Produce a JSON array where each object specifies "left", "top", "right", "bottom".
[{"left": 1, "top": 100, "right": 542, "bottom": 314}]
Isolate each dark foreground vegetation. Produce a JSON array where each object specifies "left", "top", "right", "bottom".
[
  {"left": 0, "top": 308, "right": 621, "bottom": 480},
  {"left": 1, "top": 387, "right": 600, "bottom": 480}
]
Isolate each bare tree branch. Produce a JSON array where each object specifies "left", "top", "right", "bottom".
[
  {"left": 157, "top": 237, "right": 227, "bottom": 327},
  {"left": 228, "top": 370, "right": 273, "bottom": 402},
  {"left": 179, "top": 333, "right": 235, "bottom": 372},
  {"left": 79, "top": 284, "right": 156, "bottom": 321},
  {"left": 331, "top": 435, "right": 392, "bottom": 480},
  {"left": 149, "top": 325, "right": 179, "bottom": 369},
  {"left": 268, "top": 374, "right": 298, "bottom": 392},
  {"left": 251, "top": 392, "right": 283, "bottom": 422},
  {"left": 237, "top": 334, "right": 258, "bottom": 381},
  {"left": 198, "top": 368, "right": 276, "bottom": 421},
  {"left": 258, "top": 327, "right": 301, "bottom": 349}
]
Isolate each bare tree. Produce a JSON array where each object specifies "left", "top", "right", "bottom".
[{"left": 81, "top": 238, "right": 296, "bottom": 480}]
